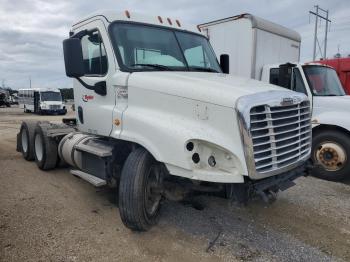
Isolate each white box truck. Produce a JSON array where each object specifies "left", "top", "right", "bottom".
[
  {"left": 199, "top": 14, "right": 350, "bottom": 181},
  {"left": 17, "top": 11, "right": 312, "bottom": 231}
]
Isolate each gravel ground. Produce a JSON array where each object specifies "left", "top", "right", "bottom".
[{"left": 0, "top": 106, "right": 349, "bottom": 261}]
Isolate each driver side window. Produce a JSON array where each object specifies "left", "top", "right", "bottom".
[
  {"left": 269, "top": 68, "right": 307, "bottom": 95},
  {"left": 292, "top": 69, "right": 308, "bottom": 95},
  {"left": 81, "top": 31, "right": 108, "bottom": 76}
]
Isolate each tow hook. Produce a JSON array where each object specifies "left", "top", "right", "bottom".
[
  {"left": 258, "top": 190, "right": 278, "bottom": 204},
  {"left": 251, "top": 161, "right": 311, "bottom": 204}
]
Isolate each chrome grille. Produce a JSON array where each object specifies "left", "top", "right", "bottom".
[
  {"left": 50, "top": 105, "right": 61, "bottom": 110},
  {"left": 250, "top": 101, "right": 311, "bottom": 174}
]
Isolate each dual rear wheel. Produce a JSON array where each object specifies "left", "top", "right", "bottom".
[{"left": 19, "top": 121, "right": 58, "bottom": 170}]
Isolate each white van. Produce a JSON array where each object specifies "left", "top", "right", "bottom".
[{"left": 18, "top": 88, "right": 67, "bottom": 115}]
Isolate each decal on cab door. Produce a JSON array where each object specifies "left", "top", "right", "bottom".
[{"left": 82, "top": 95, "right": 94, "bottom": 102}]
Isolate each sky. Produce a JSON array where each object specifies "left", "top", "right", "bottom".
[{"left": 1, "top": 0, "right": 349, "bottom": 90}]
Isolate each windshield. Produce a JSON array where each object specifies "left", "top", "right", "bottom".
[
  {"left": 40, "top": 91, "right": 62, "bottom": 102},
  {"left": 109, "top": 23, "right": 221, "bottom": 73},
  {"left": 303, "top": 65, "right": 345, "bottom": 96}
]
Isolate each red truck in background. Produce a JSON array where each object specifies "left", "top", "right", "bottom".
[{"left": 315, "top": 57, "right": 350, "bottom": 94}]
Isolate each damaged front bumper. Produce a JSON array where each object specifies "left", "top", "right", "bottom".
[{"left": 228, "top": 160, "right": 313, "bottom": 204}]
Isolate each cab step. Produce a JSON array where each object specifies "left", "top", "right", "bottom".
[{"left": 70, "top": 169, "right": 106, "bottom": 187}]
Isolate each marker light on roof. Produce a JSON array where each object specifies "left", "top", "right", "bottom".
[
  {"left": 125, "top": 10, "right": 130, "bottom": 18},
  {"left": 158, "top": 16, "right": 163, "bottom": 23},
  {"left": 176, "top": 19, "right": 181, "bottom": 27},
  {"left": 167, "top": 18, "right": 172, "bottom": 25}
]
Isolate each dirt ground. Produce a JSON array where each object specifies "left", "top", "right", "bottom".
[{"left": 0, "top": 106, "right": 350, "bottom": 262}]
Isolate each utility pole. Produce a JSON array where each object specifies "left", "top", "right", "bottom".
[
  {"left": 29, "top": 76, "right": 32, "bottom": 89},
  {"left": 309, "top": 5, "right": 331, "bottom": 60},
  {"left": 312, "top": 5, "right": 319, "bottom": 61},
  {"left": 324, "top": 10, "right": 329, "bottom": 59}
]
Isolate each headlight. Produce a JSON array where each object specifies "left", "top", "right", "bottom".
[{"left": 185, "top": 139, "right": 242, "bottom": 173}]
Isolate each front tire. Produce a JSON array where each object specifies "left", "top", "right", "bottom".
[
  {"left": 118, "top": 148, "right": 163, "bottom": 231},
  {"left": 311, "top": 130, "right": 350, "bottom": 181}
]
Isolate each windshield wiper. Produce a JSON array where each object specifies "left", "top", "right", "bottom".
[
  {"left": 131, "top": 63, "right": 174, "bottom": 71},
  {"left": 189, "top": 66, "right": 220, "bottom": 73}
]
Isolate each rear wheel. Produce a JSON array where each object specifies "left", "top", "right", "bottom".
[
  {"left": 33, "top": 124, "right": 58, "bottom": 170},
  {"left": 311, "top": 130, "right": 350, "bottom": 181},
  {"left": 19, "top": 121, "right": 38, "bottom": 160},
  {"left": 118, "top": 148, "right": 163, "bottom": 231}
]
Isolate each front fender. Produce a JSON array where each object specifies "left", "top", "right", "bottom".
[
  {"left": 313, "top": 111, "right": 350, "bottom": 131},
  {"left": 112, "top": 86, "right": 247, "bottom": 183}
]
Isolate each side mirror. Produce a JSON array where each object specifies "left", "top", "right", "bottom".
[
  {"left": 94, "top": 81, "right": 107, "bottom": 96},
  {"left": 63, "top": 38, "right": 85, "bottom": 78},
  {"left": 220, "top": 54, "right": 230, "bottom": 74}
]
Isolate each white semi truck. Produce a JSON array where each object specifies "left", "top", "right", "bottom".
[
  {"left": 199, "top": 14, "right": 350, "bottom": 181},
  {"left": 17, "top": 11, "right": 312, "bottom": 231}
]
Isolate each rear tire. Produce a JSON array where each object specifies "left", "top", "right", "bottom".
[
  {"left": 118, "top": 148, "right": 163, "bottom": 231},
  {"left": 311, "top": 130, "right": 350, "bottom": 181},
  {"left": 19, "top": 121, "right": 38, "bottom": 160},
  {"left": 33, "top": 124, "right": 58, "bottom": 170}
]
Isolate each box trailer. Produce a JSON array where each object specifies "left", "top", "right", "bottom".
[{"left": 199, "top": 13, "right": 301, "bottom": 79}]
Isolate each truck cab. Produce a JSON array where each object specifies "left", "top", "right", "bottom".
[
  {"left": 261, "top": 62, "right": 350, "bottom": 181},
  {"left": 200, "top": 13, "right": 350, "bottom": 182},
  {"left": 18, "top": 10, "right": 312, "bottom": 231}
]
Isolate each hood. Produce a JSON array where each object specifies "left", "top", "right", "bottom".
[
  {"left": 313, "top": 95, "right": 350, "bottom": 111},
  {"left": 128, "top": 71, "right": 294, "bottom": 107}
]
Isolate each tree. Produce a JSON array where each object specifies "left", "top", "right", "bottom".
[{"left": 59, "top": 88, "right": 74, "bottom": 100}]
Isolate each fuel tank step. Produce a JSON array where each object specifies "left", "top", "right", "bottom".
[{"left": 70, "top": 169, "right": 106, "bottom": 187}]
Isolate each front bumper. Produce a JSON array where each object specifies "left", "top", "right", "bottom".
[
  {"left": 40, "top": 109, "right": 67, "bottom": 115},
  {"left": 227, "top": 160, "right": 312, "bottom": 204},
  {"left": 248, "top": 160, "right": 312, "bottom": 202}
]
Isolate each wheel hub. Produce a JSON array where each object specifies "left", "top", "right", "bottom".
[
  {"left": 21, "top": 130, "right": 28, "bottom": 153},
  {"left": 34, "top": 134, "right": 44, "bottom": 161},
  {"left": 315, "top": 142, "right": 347, "bottom": 171}
]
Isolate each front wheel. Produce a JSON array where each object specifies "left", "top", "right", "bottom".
[
  {"left": 118, "top": 148, "right": 163, "bottom": 231},
  {"left": 311, "top": 130, "right": 350, "bottom": 181}
]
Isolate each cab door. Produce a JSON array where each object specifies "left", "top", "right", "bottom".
[{"left": 72, "top": 19, "right": 116, "bottom": 136}]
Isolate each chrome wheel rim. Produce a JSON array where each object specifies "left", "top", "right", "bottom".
[
  {"left": 34, "top": 134, "right": 44, "bottom": 161},
  {"left": 21, "top": 130, "right": 28, "bottom": 153}
]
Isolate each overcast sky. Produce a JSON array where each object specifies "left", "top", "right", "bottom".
[{"left": 1, "top": 0, "right": 349, "bottom": 89}]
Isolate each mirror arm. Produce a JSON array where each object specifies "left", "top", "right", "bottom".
[
  {"left": 69, "top": 29, "right": 92, "bottom": 39},
  {"left": 75, "top": 78, "right": 107, "bottom": 96},
  {"left": 75, "top": 77, "right": 95, "bottom": 91}
]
